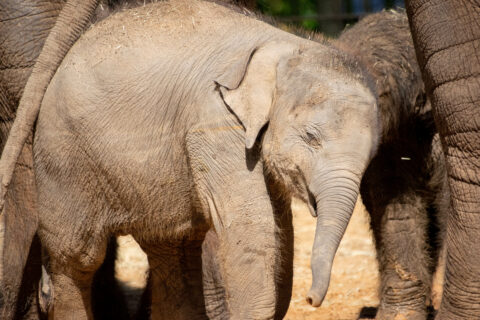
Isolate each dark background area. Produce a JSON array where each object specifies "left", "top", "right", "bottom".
[{"left": 256, "top": 0, "right": 405, "bottom": 36}]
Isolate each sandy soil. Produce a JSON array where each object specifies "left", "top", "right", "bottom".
[{"left": 115, "top": 198, "right": 380, "bottom": 319}]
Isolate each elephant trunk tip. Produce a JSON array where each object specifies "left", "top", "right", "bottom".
[
  {"left": 306, "top": 283, "right": 327, "bottom": 307},
  {"left": 306, "top": 256, "right": 331, "bottom": 308}
]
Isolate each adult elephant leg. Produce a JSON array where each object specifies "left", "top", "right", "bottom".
[
  {"left": 139, "top": 238, "right": 207, "bottom": 320},
  {"left": 406, "top": 1, "right": 480, "bottom": 318},
  {"left": 0, "top": 137, "right": 41, "bottom": 320},
  {"left": 16, "top": 237, "right": 43, "bottom": 320}
]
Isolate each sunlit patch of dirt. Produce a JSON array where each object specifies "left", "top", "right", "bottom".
[
  {"left": 115, "top": 235, "right": 149, "bottom": 313},
  {"left": 115, "top": 198, "right": 380, "bottom": 319}
]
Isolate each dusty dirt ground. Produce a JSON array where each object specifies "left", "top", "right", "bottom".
[{"left": 115, "top": 198, "right": 381, "bottom": 319}]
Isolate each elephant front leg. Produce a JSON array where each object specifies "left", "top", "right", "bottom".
[
  {"left": 140, "top": 239, "right": 208, "bottom": 320},
  {"left": 202, "top": 230, "right": 228, "bottom": 320},
  {"left": 201, "top": 202, "right": 294, "bottom": 320},
  {"left": 370, "top": 194, "right": 433, "bottom": 320}
]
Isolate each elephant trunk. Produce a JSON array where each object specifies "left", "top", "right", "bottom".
[{"left": 306, "top": 172, "right": 361, "bottom": 307}]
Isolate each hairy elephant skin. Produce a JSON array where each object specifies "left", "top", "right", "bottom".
[
  {"left": 406, "top": 0, "right": 480, "bottom": 318},
  {"left": 335, "top": 10, "right": 450, "bottom": 319},
  {"left": 0, "top": 0, "right": 381, "bottom": 318}
]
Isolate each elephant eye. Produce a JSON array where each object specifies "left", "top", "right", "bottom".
[{"left": 303, "top": 130, "right": 322, "bottom": 148}]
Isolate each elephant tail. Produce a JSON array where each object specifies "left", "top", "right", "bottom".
[{"left": 0, "top": 0, "right": 100, "bottom": 209}]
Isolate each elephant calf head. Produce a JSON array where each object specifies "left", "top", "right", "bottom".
[{"left": 217, "top": 41, "right": 380, "bottom": 307}]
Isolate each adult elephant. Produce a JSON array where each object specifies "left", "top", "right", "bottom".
[{"left": 405, "top": 0, "right": 480, "bottom": 318}]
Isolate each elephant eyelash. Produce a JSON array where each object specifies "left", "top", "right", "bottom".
[
  {"left": 301, "top": 122, "right": 327, "bottom": 148},
  {"left": 302, "top": 130, "right": 323, "bottom": 148}
]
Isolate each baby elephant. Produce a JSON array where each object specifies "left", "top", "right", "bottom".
[{"left": 0, "top": 0, "right": 380, "bottom": 318}]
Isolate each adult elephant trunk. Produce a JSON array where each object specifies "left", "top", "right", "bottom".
[
  {"left": 306, "top": 168, "right": 362, "bottom": 307},
  {"left": 0, "top": 0, "right": 100, "bottom": 207}
]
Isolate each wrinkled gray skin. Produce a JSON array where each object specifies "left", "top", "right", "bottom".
[
  {"left": 406, "top": 0, "right": 480, "bottom": 318},
  {"left": 0, "top": 2, "right": 123, "bottom": 318},
  {"left": 0, "top": 0, "right": 255, "bottom": 319},
  {"left": 202, "top": 11, "right": 452, "bottom": 318},
  {"left": 335, "top": 11, "right": 450, "bottom": 319},
  {"left": 0, "top": 2, "right": 63, "bottom": 319},
  {"left": 0, "top": 1, "right": 379, "bottom": 318}
]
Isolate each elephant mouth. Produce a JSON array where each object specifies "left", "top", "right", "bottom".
[
  {"left": 306, "top": 188, "right": 318, "bottom": 217},
  {"left": 294, "top": 185, "right": 318, "bottom": 218},
  {"left": 288, "top": 174, "right": 318, "bottom": 218},
  {"left": 265, "top": 157, "right": 318, "bottom": 217}
]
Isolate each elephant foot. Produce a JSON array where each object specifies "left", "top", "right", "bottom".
[
  {"left": 435, "top": 306, "right": 480, "bottom": 320},
  {"left": 375, "top": 307, "right": 427, "bottom": 320},
  {"left": 376, "top": 274, "right": 429, "bottom": 320}
]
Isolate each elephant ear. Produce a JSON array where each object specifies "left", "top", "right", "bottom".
[{"left": 216, "top": 41, "right": 299, "bottom": 149}]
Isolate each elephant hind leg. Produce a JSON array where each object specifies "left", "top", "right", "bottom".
[
  {"left": 139, "top": 237, "right": 208, "bottom": 320},
  {"left": 48, "top": 265, "right": 95, "bottom": 319},
  {"left": 38, "top": 224, "right": 109, "bottom": 319},
  {"left": 44, "top": 237, "right": 110, "bottom": 320},
  {"left": 370, "top": 194, "right": 433, "bottom": 320},
  {"left": 0, "top": 148, "right": 41, "bottom": 320}
]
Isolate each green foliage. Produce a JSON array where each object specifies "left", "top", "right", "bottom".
[
  {"left": 257, "top": 0, "right": 315, "bottom": 16},
  {"left": 256, "top": 0, "right": 404, "bottom": 34},
  {"left": 257, "top": 0, "right": 319, "bottom": 29}
]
